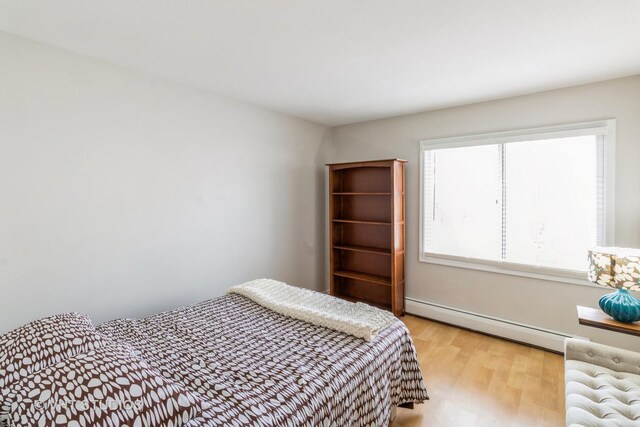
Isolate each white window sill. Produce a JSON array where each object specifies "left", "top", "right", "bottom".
[{"left": 419, "top": 254, "right": 600, "bottom": 288}]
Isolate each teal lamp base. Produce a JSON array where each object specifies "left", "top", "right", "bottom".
[{"left": 599, "top": 289, "right": 640, "bottom": 323}]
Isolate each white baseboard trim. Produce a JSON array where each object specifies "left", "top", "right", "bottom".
[{"left": 405, "top": 297, "right": 587, "bottom": 352}]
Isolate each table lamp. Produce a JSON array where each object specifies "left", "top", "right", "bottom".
[{"left": 588, "top": 247, "right": 640, "bottom": 323}]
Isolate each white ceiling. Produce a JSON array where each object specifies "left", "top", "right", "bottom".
[{"left": 1, "top": 1, "right": 639, "bottom": 126}]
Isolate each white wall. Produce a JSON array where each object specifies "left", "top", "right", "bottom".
[
  {"left": 332, "top": 75, "right": 640, "bottom": 351},
  {"left": 0, "top": 33, "right": 330, "bottom": 333}
]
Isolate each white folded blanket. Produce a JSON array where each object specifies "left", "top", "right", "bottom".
[{"left": 228, "top": 279, "right": 397, "bottom": 342}]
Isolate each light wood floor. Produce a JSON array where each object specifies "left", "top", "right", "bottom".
[{"left": 391, "top": 315, "right": 565, "bottom": 427}]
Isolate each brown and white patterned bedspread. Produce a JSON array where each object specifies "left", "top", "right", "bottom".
[{"left": 96, "top": 294, "right": 428, "bottom": 427}]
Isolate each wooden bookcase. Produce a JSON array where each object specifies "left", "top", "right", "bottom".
[{"left": 327, "top": 159, "right": 406, "bottom": 316}]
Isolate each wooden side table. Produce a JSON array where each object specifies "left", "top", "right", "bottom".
[{"left": 577, "top": 305, "right": 640, "bottom": 337}]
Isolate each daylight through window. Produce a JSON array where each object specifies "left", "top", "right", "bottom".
[{"left": 420, "top": 121, "right": 614, "bottom": 279}]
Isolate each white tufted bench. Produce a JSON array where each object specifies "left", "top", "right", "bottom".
[{"left": 565, "top": 338, "right": 640, "bottom": 426}]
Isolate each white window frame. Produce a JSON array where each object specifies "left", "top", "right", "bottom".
[{"left": 419, "top": 119, "right": 616, "bottom": 287}]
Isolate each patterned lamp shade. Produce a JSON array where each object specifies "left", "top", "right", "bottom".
[
  {"left": 588, "top": 247, "right": 640, "bottom": 291},
  {"left": 588, "top": 248, "right": 615, "bottom": 287},
  {"left": 614, "top": 253, "right": 640, "bottom": 291}
]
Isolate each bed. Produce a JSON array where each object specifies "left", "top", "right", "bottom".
[{"left": 0, "top": 282, "right": 428, "bottom": 426}]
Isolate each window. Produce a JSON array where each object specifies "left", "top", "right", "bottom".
[{"left": 420, "top": 120, "right": 615, "bottom": 282}]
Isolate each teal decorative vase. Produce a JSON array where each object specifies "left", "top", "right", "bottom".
[{"left": 599, "top": 289, "right": 640, "bottom": 323}]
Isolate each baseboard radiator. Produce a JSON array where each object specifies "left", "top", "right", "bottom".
[{"left": 405, "top": 297, "right": 585, "bottom": 352}]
